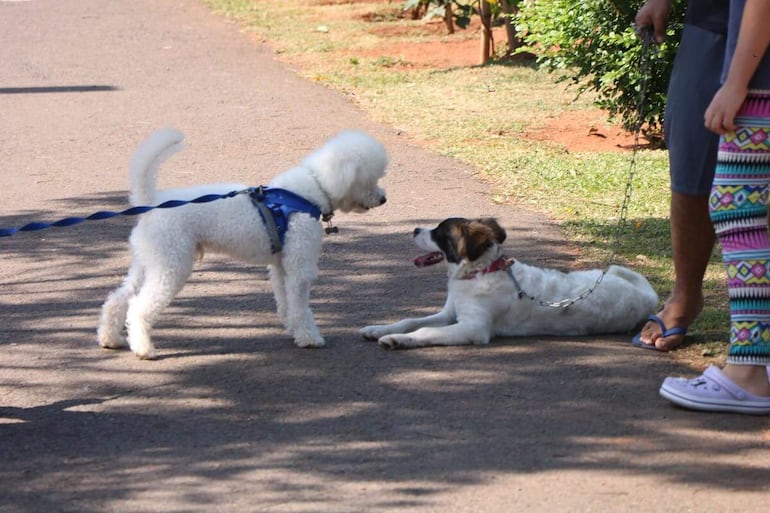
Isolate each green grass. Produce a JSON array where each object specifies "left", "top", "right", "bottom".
[{"left": 203, "top": 0, "right": 730, "bottom": 358}]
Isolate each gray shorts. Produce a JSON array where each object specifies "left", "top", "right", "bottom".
[{"left": 664, "top": 24, "right": 725, "bottom": 196}]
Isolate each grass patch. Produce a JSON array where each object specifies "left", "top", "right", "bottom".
[{"left": 203, "top": 0, "right": 730, "bottom": 357}]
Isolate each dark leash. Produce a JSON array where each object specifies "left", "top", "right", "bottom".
[
  {"left": 0, "top": 186, "right": 335, "bottom": 249},
  {"left": 0, "top": 189, "right": 250, "bottom": 238},
  {"left": 508, "top": 27, "right": 658, "bottom": 308}
]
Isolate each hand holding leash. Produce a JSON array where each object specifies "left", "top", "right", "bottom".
[
  {"left": 634, "top": 0, "right": 672, "bottom": 44},
  {"left": 636, "top": 25, "right": 657, "bottom": 46}
]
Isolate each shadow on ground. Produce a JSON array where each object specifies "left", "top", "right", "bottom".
[{"left": 0, "top": 192, "right": 766, "bottom": 512}]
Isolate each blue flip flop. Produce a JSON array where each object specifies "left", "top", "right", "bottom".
[{"left": 632, "top": 314, "right": 688, "bottom": 351}]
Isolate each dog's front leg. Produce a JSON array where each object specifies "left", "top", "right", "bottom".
[
  {"left": 378, "top": 321, "right": 492, "bottom": 350},
  {"left": 283, "top": 273, "right": 325, "bottom": 348},
  {"left": 360, "top": 309, "right": 455, "bottom": 341}
]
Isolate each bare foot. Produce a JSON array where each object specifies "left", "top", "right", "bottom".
[{"left": 637, "top": 295, "right": 703, "bottom": 351}]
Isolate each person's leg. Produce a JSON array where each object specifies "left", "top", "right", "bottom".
[
  {"left": 660, "top": 92, "right": 770, "bottom": 414},
  {"left": 634, "top": 25, "right": 724, "bottom": 350},
  {"left": 637, "top": 192, "right": 716, "bottom": 350},
  {"left": 722, "top": 365, "right": 770, "bottom": 397},
  {"left": 714, "top": 222, "right": 770, "bottom": 397},
  {"left": 710, "top": 91, "right": 770, "bottom": 396}
]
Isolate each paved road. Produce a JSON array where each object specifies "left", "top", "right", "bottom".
[{"left": 0, "top": 1, "right": 767, "bottom": 512}]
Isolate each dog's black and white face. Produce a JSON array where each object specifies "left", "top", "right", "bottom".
[{"left": 412, "top": 217, "right": 507, "bottom": 268}]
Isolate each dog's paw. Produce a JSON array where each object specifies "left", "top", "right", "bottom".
[
  {"left": 128, "top": 338, "right": 158, "bottom": 360},
  {"left": 130, "top": 345, "right": 157, "bottom": 360},
  {"left": 135, "top": 349, "right": 158, "bottom": 360},
  {"left": 294, "top": 334, "right": 326, "bottom": 348},
  {"left": 378, "top": 334, "right": 414, "bottom": 350},
  {"left": 360, "top": 325, "right": 389, "bottom": 341},
  {"left": 97, "top": 335, "right": 128, "bottom": 350},
  {"left": 97, "top": 327, "right": 129, "bottom": 350}
]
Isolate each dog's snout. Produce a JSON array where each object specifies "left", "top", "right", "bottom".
[
  {"left": 379, "top": 196, "right": 387, "bottom": 205},
  {"left": 413, "top": 228, "right": 422, "bottom": 237}
]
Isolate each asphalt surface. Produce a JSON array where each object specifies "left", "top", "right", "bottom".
[{"left": 0, "top": 1, "right": 768, "bottom": 512}]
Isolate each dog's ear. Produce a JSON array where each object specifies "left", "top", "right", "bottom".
[
  {"left": 460, "top": 220, "right": 500, "bottom": 262},
  {"left": 477, "top": 218, "right": 506, "bottom": 244}
]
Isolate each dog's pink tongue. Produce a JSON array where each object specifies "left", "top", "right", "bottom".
[{"left": 413, "top": 252, "right": 444, "bottom": 268}]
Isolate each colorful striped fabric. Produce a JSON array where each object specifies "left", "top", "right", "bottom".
[{"left": 710, "top": 91, "right": 770, "bottom": 365}]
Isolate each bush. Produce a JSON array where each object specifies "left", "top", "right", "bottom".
[{"left": 515, "top": 0, "right": 685, "bottom": 146}]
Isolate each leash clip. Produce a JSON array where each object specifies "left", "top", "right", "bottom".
[
  {"left": 322, "top": 213, "right": 338, "bottom": 234},
  {"left": 250, "top": 185, "right": 266, "bottom": 202}
]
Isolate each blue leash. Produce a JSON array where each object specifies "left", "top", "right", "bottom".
[{"left": 0, "top": 189, "right": 248, "bottom": 238}]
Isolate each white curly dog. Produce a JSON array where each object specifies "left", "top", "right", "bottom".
[{"left": 98, "top": 128, "right": 388, "bottom": 359}]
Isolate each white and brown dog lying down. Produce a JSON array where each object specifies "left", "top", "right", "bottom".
[{"left": 361, "top": 217, "right": 658, "bottom": 349}]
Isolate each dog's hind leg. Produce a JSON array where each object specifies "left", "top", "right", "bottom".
[
  {"left": 268, "top": 264, "right": 289, "bottom": 329},
  {"left": 125, "top": 256, "right": 194, "bottom": 359},
  {"left": 97, "top": 261, "right": 144, "bottom": 350}
]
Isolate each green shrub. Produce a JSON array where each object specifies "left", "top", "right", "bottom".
[{"left": 515, "top": 0, "right": 685, "bottom": 146}]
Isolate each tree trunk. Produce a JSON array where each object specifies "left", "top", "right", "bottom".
[
  {"left": 443, "top": 1, "right": 455, "bottom": 35},
  {"left": 500, "top": 0, "right": 520, "bottom": 56},
  {"left": 479, "top": 1, "right": 493, "bottom": 64}
]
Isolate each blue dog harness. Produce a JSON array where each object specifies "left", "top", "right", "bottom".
[{"left": 248, "top": 186, "right": 325, "bottom": 254}]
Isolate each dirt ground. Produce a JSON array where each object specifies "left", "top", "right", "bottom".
[
  {"left": 1, "top": 1, "right": 767, "bottom": 512},
  {"left": 356, "top": 14, "right": 642, "bottom": 153}
]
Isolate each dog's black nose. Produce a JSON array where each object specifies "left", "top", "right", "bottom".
[
  {"left": 379, "top": 196, "right": 387, "bottom": 205},
  {"left": 413, "top": 228, "right": 421, "bottom": 237}
]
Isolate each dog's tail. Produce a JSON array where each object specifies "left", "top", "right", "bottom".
[
  {"left": 608, "top": 265, "right": 659, "bottom": 310},
  {"left": 129, "top": 128, "right": 185, "bottom": 206}
]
